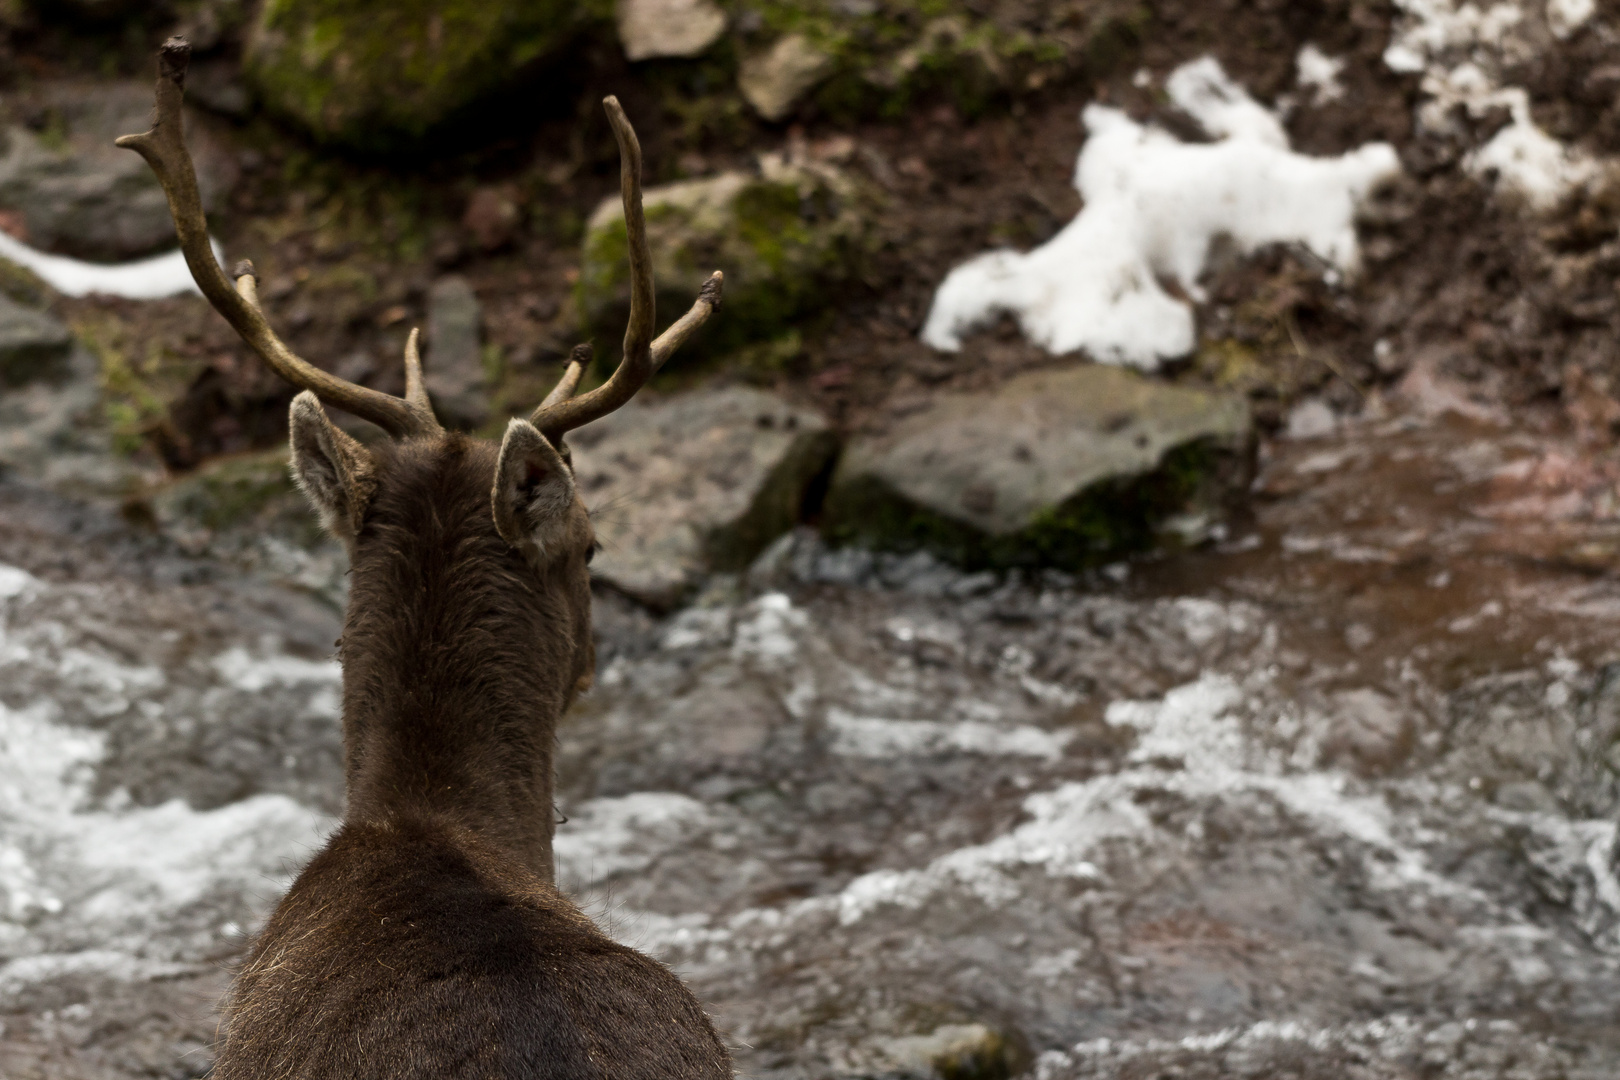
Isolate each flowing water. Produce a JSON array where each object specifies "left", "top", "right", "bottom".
[{"left": 3, "top": 408, "right": 1620, "bottom": 1078}]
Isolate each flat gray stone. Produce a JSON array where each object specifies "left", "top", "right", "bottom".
[
  {"left": 825, "top": 364, "right": 1253, "bottom": 568},
  {"left": 423, "top": 276, "right": 488, "bottom": 429},
  {"left": 617, "top": 0, "right": 727, "bottom": 61},
  {"left": 0, "top": 290, "right": 71, "bottom": 385},
  {"left": 569, "top": 386, "right": 837, "bottom": 606},
  {"left": 0, "top": 80, "right": 236, "bottom": 261}
]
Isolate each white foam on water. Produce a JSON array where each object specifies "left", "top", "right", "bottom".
[
  {"left": 826, "top": 708, "right": 1072, "bottom": 760},
  {"left": 554, "top": 792, "right": 715, "bottom": 887},
  {"left": 0, "top": 229, "right": 223, "bottom": 300},
  {"left": 920, "top": 57, "right": 1399, "bottom": 368},
  {"left": 0, "top": 571, "right": 336, "bottom": 997}
]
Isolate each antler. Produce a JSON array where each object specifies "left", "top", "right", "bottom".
[
  {"left": 117, "top": 38, "right": 441, "bottom": 439},
  {"left": 529, "top": 96, "right": 723, "bottom": 443}
]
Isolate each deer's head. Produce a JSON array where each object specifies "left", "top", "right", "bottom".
[{"left": 117, "top": 39, "right": 722, "bottom": 712}]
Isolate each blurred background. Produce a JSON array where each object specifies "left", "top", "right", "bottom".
[{"left": 4, "top": 0, "right": 1620, "bottom": 1077}]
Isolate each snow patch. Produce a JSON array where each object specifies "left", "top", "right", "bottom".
[
  {"left": 1296, "top": 44, "right": 1346, "bottom": 103},
  {"left": 1385, "top": 0, "right": 1601, "bottom": 208},
  {"left": 921, "top": 57, "right": 1399, "bottom": 368},
  {"left": 0, "top": 229, "right": 222, "bottom": 300}
]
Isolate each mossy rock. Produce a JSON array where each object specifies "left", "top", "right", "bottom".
[
  {"left": 245, "top": 0, "right": 596, "bottom": 152},
  {"left": 824, "top": 365, "right": 1254, "bottom": 572},
  {"left": 578, "top": 160, "right": 873, "bottom": 364},
  {"left": 732, "top": 0, "right": 1150, "bottom": 121},
  {"left": 148, "top": 448, "right": 319, "bottom": 542}
]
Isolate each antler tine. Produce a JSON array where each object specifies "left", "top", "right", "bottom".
[
  {"left": 402, "top": 328, "right": 434, "bottom": 414},
  {"left": 529, "top": 96, "right": 723, "bottom": 441},
  {"left": 540, "top": 344, "right": 594, "bottom": 410},
  {"left": 117, "top": 38, "right": 441, "bottom": 439}
]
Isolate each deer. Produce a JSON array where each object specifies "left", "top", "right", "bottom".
[{"left": 118, "top": 38, "right": 731, "bottom": 1079}]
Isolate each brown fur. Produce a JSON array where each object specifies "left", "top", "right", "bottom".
[{"left": 212, "top": 431, "right": 732, "bottom": 1079}]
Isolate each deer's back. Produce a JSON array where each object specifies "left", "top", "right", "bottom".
[{"left": 213, "top": 815, "right": 731, "bottom": 1080}]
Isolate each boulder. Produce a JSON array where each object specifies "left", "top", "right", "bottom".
[
  {"left": 824, "top": 365, "right": 1253, "bottom": 570},
  {"left": 245, "top": 0, "right": 580, "bottom": 151},
  {"left": 739, "top": 33, "right": 834, "bottom": 121},
  {"left": 568, "top": 385, "right": 837, "bottom": 606},
  {"left": 617, "top": 0, "right": 726, "bottom": 61},
  {"left": 0, "top": 290, "right": 71, "bottom": 385},
  {"left": 0, "top": 81, "right": 236, "bottom": 260},
  {"left": 579, "top": 157, "right": 870, "bottom": 361},
  {"left": 424, "top": 276, "right": 489, "bottom": 429}
]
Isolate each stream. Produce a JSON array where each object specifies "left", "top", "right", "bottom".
[{"left": 3, "top": 405, "right": 1620, "bottom": 1078}]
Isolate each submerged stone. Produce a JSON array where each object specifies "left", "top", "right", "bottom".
[
  {"left": 568, "top": 385, "right": 837, "bottom": 606},
  {"left": 578, "top": 158, "right": 871, "bottom": 363},
  {"left": 824, "top": 365, "right": 1253, "bottom": 570},
  {"left": 244, "top": 0, "right": 581, "bottom": 151}
]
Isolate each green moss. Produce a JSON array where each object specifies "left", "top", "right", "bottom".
[
  {"left": 245, "top": 0, "right": 596, "bottom": 152},
  {"left": 0, "top": 256, "right": 50, "bottom": 308},
  {"left": 734, "top": 0, "right": 1149, "bottom": 121},
  {"left": 578, "top": 167, "right": 871, "bottom": 368},
  {"left": 824, "top": 439, "right": 1246, "bottom": 572},
  {"left": 74, "top": 315, "right": 204, "bottom": 459},
  {"left": 151, "top": 448, "right": 328, "bottom": 551}
]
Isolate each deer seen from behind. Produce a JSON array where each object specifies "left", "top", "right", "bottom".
[{"left": 119, "top": 39, "right": 731, "bottom": 1079}]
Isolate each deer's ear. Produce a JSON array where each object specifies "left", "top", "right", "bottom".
[
  {"left": 492, "top": 418, "right": 577, "bottom": 557},
  {"left": 289, "top": 391, "right": 377, "bottom": 543}
]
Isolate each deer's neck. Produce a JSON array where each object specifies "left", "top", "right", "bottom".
[{"left": 336, "top": 555, "right": 580, "bottom": 883}]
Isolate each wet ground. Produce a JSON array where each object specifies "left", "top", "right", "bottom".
[{"left": 4, "top": 399, "right": 1620, "bottom": 1078}]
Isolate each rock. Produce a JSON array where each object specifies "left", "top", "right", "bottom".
[
  {"left": 869, "top": 1023, "right": 1025, "bottom": 1080},
  {"left": 568, "top": 386, "right": 837, "bottom": 606},
  {"left": 144, "top": 447, "right": 347, "bottom": 603},
  {"left": 1324, "top": 688, "right": 1414, "bottom": 776},
  {"left": 579, "top": 158, "right": 870, "bottom": 361},
  {"left": 617, "top": 0, "right": 726, "bottom": 61},
  {"left": 824, "top": 365, "right": 1253, "bottom": 570},
  {"left": 461, "top": 185, "right": 521, "bottom": 251},
  {"left": 0, "top": 340, "right": 141, "bottom": 498},
  {"left": 0, "top": 81, "right": 236, "bottom": 260},
  {"left": 424, "top": 276, "right": 488, "bottom": 429},
  {"left": 0, "top": 290, "right": 71, "bottom": 385},
  {"left": 739, "top": 33, "right": 834, "bottom": 121},
  {"left": 245, "top": 0, "right": 579, "bottom": 151}
]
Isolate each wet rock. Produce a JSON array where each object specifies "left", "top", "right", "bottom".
[
  {"left": 568, "top": 385, "right": 837, "bottom": 607},
  {"left": 0, "top": 290, "right": 71, "bottom": 385},
  {"left": 0, "top": 81, "right": 236, "bottom": 260},
  {"left": 424, "top": 276, "right": 489, "bottom": 429},
  {"left": 739, "top": 33, "right": 834, "bottom": 121},
  {"left": 617, "top": 0, "right": 726, "bottom": 61},
  {"left": 871, "top": 1023, "right": 1025, "bottom": 1079},
  {"left": 579, "top": 159, "right": 871, "bottom": 360},
  {"left": 0, "top": 342, "right": 140, "bottom": 497},
  {"left": 1323, "top": 688, "right": 1413, "bottom": 776},
  {"left": 824, "top": 365, "right": 1253, "bottom": 570},
  {"left": 245, "top": 0, "right": 579, "bottom": 151}
]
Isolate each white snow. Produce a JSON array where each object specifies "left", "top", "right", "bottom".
[
  {"left": 921, "top": 57, "right": 1399, "bottom": 369},
  {"left": 0, "top": 229, "right": 222, "bottom": 300},
  {"left": 1547, "top": 0, "right": 1596, "bottom": 37},
  {"left": 1296, "top": 44, "right": 1347, "bottom": 103},
  {"left": 1385, "top": 0, "right": 1601, "bottom": 208}
]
